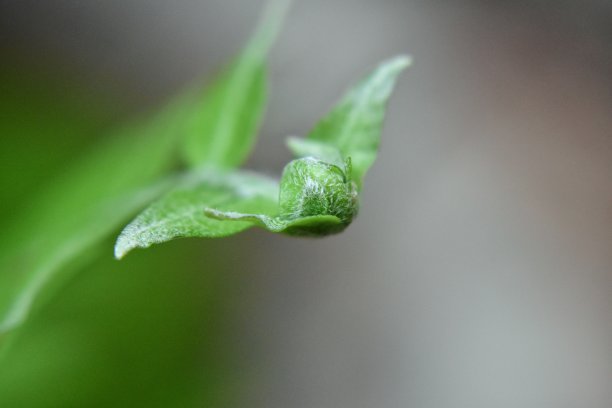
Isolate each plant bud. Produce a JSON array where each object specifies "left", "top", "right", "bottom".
[{"left": 279, "top": 157, "right": 358, "bottom": 225}]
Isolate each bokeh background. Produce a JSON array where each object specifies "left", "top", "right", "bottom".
[{"left": 1, "top": 0, "right": 611, "bottom": 407}]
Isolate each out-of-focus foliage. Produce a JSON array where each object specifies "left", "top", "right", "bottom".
[
  {"left": 181, "top": 0, "right": 288, "bottom": 169},
  {"left": 0, "top": 238, "right": 240, "bottom": 407},
  {"left": 0, "top": 84, "right": 179, "bottom": 336},
  {"left": 0, "top": 67, "right": 241, "bottom": 407}
]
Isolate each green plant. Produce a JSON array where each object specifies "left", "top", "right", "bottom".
[{"left": 0, "top": 0, "right": 409, "bottom": 344}]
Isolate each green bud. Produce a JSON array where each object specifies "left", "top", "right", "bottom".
[
  {"left": 202, "top": 157, "right": 360, "bottom": 237},
  {"left": 278, "top": 157, "right": 358, "bottom": 234}
]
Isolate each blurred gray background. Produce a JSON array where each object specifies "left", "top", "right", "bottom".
[{"left": 2, "top": 0, "right": 611, "bottom": 407}]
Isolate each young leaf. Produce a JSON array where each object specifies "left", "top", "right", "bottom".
[
  {"left": 302, "top": 55, "right": 411, "bottom": 187},
  {"left": 122, "top": 56, "right": 411, "bottom": 250},
  {"left": 181, "top": 0, "right": 290, "bottom": 169},
  {"left": 114, "top": 171, "right": 279, "bottom": 259}
]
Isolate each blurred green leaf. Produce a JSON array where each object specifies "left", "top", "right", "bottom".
[
  {"left": 0, "top": 236, "right": 243, "bottom": 407},
  {"left": 114, "top": 171, "right": 279, "bottom": 259},
  {"left": 0, "top": 68, "right": 116, "bottom": 219},
  {"left": 0, "top": 120, "right": 180, "bottom": 336},
  {"left": 304, "top": 55, "right": 411, "bottom": 187},
  {"left": 181, "top": 0, "right": 289, "bottom": 169}
]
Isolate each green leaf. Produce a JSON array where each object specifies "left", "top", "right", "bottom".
[
  {"left": 114, "top": 171, "right": 279, "bottom": 259},
  {"left": 304, "top": 55, "right": 411, "bottom": 187},
  {"left": 181, "top": 0, "right": 289, "bottom": 169}
]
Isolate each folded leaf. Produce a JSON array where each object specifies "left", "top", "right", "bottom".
[{"left": 181, "top": 0, "right": 289, "bottom": 169}]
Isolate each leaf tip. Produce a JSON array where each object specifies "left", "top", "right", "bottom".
[
  {"left": 249, "top": 0, "right": 292, "bottom": 57},
  {"left": 114, "top": 232, "right": 134, "bottom": 260},
  {"left": 382, "top": 55, "right": 413, "bottom": 76},
  {"left": 394, "top": 54, "right": 413, "bottom": 67},
  {"left": 113, "top": 241, "right": 128, "bottom": 260}
]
